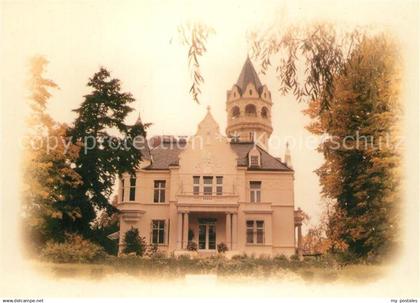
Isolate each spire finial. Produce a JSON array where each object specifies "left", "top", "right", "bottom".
[
  {"left": 284, "top": 141, "right": 292, "bottom": 168},
  {"left": 207, "top": 105, "right": 211, "bottom": 112},
  {"left": 135, "top": 112, "right": 142, "bottom": 125}
]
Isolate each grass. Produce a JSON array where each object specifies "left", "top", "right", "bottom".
[{"left": 31, "top": 254, "right": 390, "bottom": 284}]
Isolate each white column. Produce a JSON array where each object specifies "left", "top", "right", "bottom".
[
  {"left": 297, "top": 224, "right": 303, "bottom": 259},
  {"left": 225, "top": 212, "right": 232, "bottom": 249},
  {"left": 182, "top": 212, "right": 189, "bottom": 249},
  {"left": 176, "top": 212, "right": 183, "bottom": 250},
  {"left": 231, "top": 212, "right": 238, "bottom": 250}
]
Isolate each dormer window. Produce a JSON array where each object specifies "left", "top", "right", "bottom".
[
  {"left": 250, "top": 156, "right": 259, "bottom": 167},
  {"left": 248, "top": 146, "right": 261, "bottom": 167}
]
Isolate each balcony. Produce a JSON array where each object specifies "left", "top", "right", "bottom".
[{"left": 176, "top": 191, "right": 239, "bottom": 211}]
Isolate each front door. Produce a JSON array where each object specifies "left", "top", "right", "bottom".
[{"left": 198, "top": 221, "right": 216, "bottom": 250}]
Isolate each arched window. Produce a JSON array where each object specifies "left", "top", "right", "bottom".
[
  {"left": 261, "top": 107, "right": 269, "bottom": 119},
  {"left": 231, "top": 106, "right": 240, "bottom": 119},
  {"left": 245, "top": 104, "right": 257, "bottom": 117}
]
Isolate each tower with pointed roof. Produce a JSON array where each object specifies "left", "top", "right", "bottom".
[{"left": 226, "top": 57, "right": 273, "bottom": 148}]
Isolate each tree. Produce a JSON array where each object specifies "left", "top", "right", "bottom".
[
  {"left": 302, "top": 199, "right": 345, "bottom": 254},
  {"left": 22, "top": 56, "right": 82, "bottom": 250},
  {"left": 91, "top": 211, "right": 120, "bottom": 255},
  {"left": 68, "top": 68, "right": 147, "bottom": 236},
  {"left": 178, "top": 22, "right": 215, "bottom": 104},
  {"left": 123, "top": 227, "right": 146, "bottom": 256},
  {"left": 303, "top": 35, "right": 401, "bottom": 260}
]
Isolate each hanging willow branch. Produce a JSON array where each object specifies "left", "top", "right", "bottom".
[
  {"left": 248, "top": 23, "right": 365, "bottom": 112},
  {"left": 178, "top": 22, "right": 215, "bottom": 104}
]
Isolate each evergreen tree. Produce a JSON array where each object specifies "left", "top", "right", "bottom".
[
  {"left": 123, "top": 227, "right": 146, "bottom": 256},
  {"left": 91, "top": 211, "right": 120, "bottom": 255},
  {"left": 68, "top": 68, "right": 146, "bottom": 236}
]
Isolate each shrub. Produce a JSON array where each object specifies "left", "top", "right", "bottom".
[
  {"left": 217, "top": 242, "right": 228, "bottom": 253},
  {"left": 146, "top": 244, "right": 166, "bottom": 258},
  {"left": 41, "top": 234, "right": 107, "bottom": 263},
  {"left": 123, "top": 227, "right": 146, "bottom": 256},
  {"left": 187, "top": 241, "right": 198, "bottom": 251}
]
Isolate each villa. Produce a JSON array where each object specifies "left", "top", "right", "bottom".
[{"left": 115, "top": 57, "right": 304, "bottom": 256}]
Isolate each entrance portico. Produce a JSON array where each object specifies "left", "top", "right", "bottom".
[{"left": 176, "top": 210, "right": 238, "bottom": 252}]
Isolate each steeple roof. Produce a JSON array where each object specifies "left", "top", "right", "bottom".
[{"left": 236, "top": 57, "right": 262, "bottom": 92}]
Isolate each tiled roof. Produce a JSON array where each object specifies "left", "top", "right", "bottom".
[
  {"left": 146, "top": 142, "right": 186, "bottom": 170},
  {"left": 230, "top": 142, "right": 292, "bottom": 171},
  {"left": 144, "top": 141, "right": 292, "bottom": 171},
  {"left": 236, "top": 57, "right": 263, "bottom": 93}
]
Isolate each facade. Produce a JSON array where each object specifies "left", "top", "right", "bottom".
[{"left": 116, "top": 58, "right": 302, "bottom": 257}]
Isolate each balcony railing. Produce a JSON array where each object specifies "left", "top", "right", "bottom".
[{"left": 177, "top": 191, "right": 239, "bottom": 203}]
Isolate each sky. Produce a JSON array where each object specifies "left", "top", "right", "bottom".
[{"left": 1, "top": 0, "right": 418, "bottom": 227}]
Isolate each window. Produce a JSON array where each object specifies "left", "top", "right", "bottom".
[
  {"left": 256, "top": 221, "right": 264, "bottom": 243},
  {"left": 193, "top": 176, "right": 200, "bottom": 195},
  {"left": 231, "top": 106, "right": 240, "bottom": 119},
  {"left": 153, "top": 180, "right": 166, "bottom": 203},
  {"left": 249, "top": 89, "right": 252, "bottom": 95},
  {"left": 121, "top": 179, "right": 125, "bottom": 202},
  {"left": 129, "top": 177, "right": 136, "bottom": 201},
  {"left": 203, "top": 176, "right": 213, "bottom": 195},
  {"left": 246, "top": 220, "right": 265, "bottom": 244},
  {"left": 261, "top": 107, "right": 268, "bottom": 119},
  {"left": 152, "top": 220, "right": 165, "bottom": 244},
  {"left": 245, "top": 104, "right": 257, "bottom": 117},
  {"left": 250, "top": 181, "right": 261, "bottom": 203},
  {"left": 250, "top": 156, "right": 259, "bottom": 167},
  {"left": 246, "top": 221, "right": 254, "bottom": 243},
  {"left": 216, "top": 176, "right": 223, "bottom": 195}
]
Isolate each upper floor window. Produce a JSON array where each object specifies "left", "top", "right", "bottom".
[
  {"left": 121, "top": 179, "right": 125, "bottom": 202},
  {"left": 154, "top": 180, "right": 166, "bottom": 203},
  {"left": 249, "top": 89, "right": 252, "bottom": 96},
  {"left": 203, "top": 176, "right": 213, "bottom": 196},
  {"left": 152, "top": 220, "right": 165, "bottom": 244},
  {"left": 231, "top": 106, "right": 240, "bottom": 119},
  {"left": 216, "top": 176, "right": 223, "bottom": 195},
  {"left": 261, "top": 107, "right": 269, "bottom": 119},
  {"left": 250, "top": 156, "right": 259, "bottom": 167},
  {"left": 129, "top": 177, "right": 136, "bottom": 201},
  {"left": 245, "top": 104, "right": 257, "bottom": 117},
  {"left": 193, "top": 176, "right": 200, "bottom": 195},
  {"left": 246, "top": 220, "right": 264, "bottom": 244},
  {"left": 250, "top": 181, "right": 261, "bottom": 203}
]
